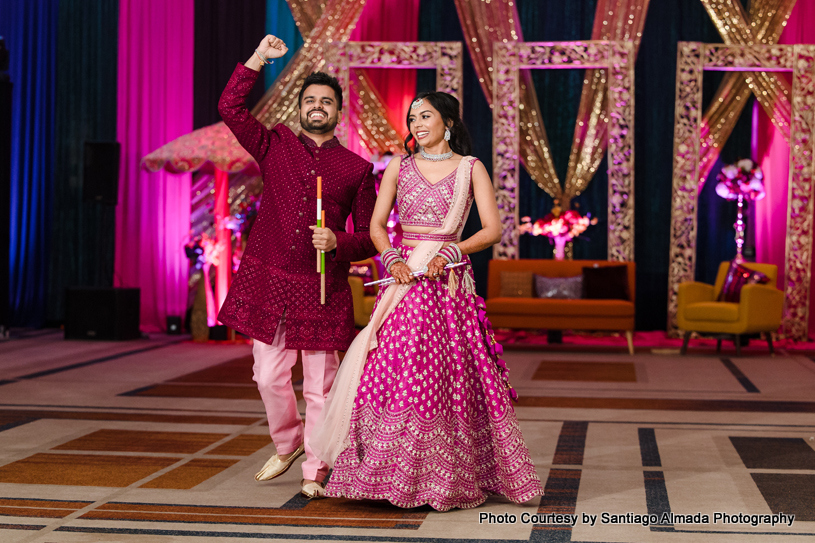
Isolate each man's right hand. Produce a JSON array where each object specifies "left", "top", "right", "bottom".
[{"left": 258, "top": 35, "right": 288, "bottom": 59}]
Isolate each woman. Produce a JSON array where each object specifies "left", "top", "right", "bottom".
[{"left": 311, "top": 92, "right": 543, "bottom": 511}]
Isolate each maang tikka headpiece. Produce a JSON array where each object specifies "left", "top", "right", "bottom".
[{"left": 410, "top": 98, "right": 424, "bottom": 110}]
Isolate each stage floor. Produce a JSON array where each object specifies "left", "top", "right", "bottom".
[{"left": 0, "top": 330, "right": 813, "bottom": 542}]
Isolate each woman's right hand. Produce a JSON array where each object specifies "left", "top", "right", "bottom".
[
  {"left": 389, "top": 262, "right": 415, "bottom": 285},
  {"left": 258, "top": 35, "right": 288, "bottom": 59}
]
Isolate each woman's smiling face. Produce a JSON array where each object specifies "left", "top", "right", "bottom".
[{"left": 408, "top": 100, "right": 448, "bottom": 148}]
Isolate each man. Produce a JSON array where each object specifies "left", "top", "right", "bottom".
[{"left": 217, "top": 35, "right": 377, "bottom": 498}]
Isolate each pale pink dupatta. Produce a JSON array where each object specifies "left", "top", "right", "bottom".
[{"left": 310, "top": 156, "right": 476, "bottom": 466}]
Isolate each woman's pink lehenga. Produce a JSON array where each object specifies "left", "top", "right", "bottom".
[{"left": 311, "top": 156, "right": 543, "bottom": 511}]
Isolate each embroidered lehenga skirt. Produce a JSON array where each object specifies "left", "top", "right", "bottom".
[{"left": 325, "top": 246, "right": 543, "bottom": 511}]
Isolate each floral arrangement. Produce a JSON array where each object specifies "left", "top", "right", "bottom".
[
  {"left": 715, "top": 159, "right": 765, "bottom": 201},
  {"left": 185, "top": 232, "right": 228, "bottom": 269},
  {"left": 716, "top": 159, "right": 765, "bottom": 263},
  {"left": 185, "top": 195, "right": 261, "bottom": 273},
  {"left": 519, "top": 201, "right": 598, "bottom": 260},
  {"left": 231, "top": 194, "right": 261, "bottom": 240},
  {"left": 519, "top": 209, "right": 597, "bottom": 239}
]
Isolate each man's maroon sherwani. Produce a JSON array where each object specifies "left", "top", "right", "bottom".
[{"left": 217, "top": 64, "right": 377, "bottom": 350}]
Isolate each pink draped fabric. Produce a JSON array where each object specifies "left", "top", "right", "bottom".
[
  {"left": 115, "top": 0, "right": 194, "bottom": 332},
  {"left": 214, "top": 169, "right": 231, "bottom": 323},
  {"left": 347, "top": 0, "right": 420, "bottom": 158},
  {"left": 753, "top": 0, "right": 815, "bottom": 337}
]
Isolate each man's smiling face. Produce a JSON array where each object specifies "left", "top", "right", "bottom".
[{"left": 299, "top": 84, "right": 339, "bottom": 135}]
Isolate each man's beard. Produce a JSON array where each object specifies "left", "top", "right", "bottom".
[{"left": 300, "top": 110, "right": 338, "bottom": 134}]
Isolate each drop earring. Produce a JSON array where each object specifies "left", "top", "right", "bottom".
[{"left": 444, "top": 128, "right": 451, "bottom": 141}]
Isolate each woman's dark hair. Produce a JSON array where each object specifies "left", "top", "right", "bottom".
[
  {"left": 404, "top": 91, "right": 471, "bottom": 156},
  {"left": 298, "top": 72, "right": 343, "bottom": 110}
]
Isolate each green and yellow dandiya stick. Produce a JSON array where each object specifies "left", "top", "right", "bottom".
[
  {"left": 317, "top": 177, "right": 325, "bottom": 304},
  {"left": 316, "top": 176, "right": 322, "bottom": 273},
  {"left": 321, "top": 209, "right": 326, "bottom": 305}
]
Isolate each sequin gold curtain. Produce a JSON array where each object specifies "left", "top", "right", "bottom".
[
  {"left": 696, "top": 0, "right": 796, "bottom": 185},
  {"left": 454, "top": 0, "right": 650, "bottom": 207},
  {"left": 250, "top": 0, "right": 366, "bottom": 129},
  {"left": 250, "top": 0, "right": 402, "bottom": 154},
  {"left": 564, "top": 0, "right": 648, "bottom": 203}
]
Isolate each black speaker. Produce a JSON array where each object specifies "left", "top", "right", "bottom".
[
  {"left": 0, "top": 37, "right": 9, "bottom": 72},
  {"left": 166, "top": 315, "right": 182, "bottom": 335},
  {"left": 209, "top": 325, "right": 229, "bottom": 341},
  {"left": 83, "top": 141, "right": 120, "bottom": 205},
  {"left": 65, "top": 287, "right": 140, "bottom": 340}
]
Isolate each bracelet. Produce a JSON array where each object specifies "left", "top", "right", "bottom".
[
  {"left": 381, "top": 248, "right": 405, "bottom": 274},
  {"left": 385, "top": 258, "right": 405, "bottom": 275},
  {"left": 436, "top": 243, "right": 462, "bottom": 264},
  {"left": 381, "top": 250, "right": 404, "bottom": 270},
  {"left": 380, "top": 248, "right": 401, "bottom": 264},
  {"left": 254, "top": 49, "right": 274, "bottom": 66}
]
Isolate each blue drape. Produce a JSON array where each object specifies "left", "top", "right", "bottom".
[
  {"left": 265, "top": 0, "right": 304, "bottom": 89},
  {"left": 0, "top": 0, "right": 59, "bottom": 327}
]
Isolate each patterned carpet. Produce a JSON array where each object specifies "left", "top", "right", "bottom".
[{"left": 0, "top": 329, "right": 813, "bottom": 542}]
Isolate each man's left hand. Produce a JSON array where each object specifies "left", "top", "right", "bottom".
[{"left": 309, "top": 225, "right": 337, "bottom": 252}]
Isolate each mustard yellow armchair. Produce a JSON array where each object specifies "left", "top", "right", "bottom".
[
  {"left": 348, "top": 259, "right": 379, "bottom": 327},
  {"left": 677, "top": 262, "right": 784, "bottom": 355}
]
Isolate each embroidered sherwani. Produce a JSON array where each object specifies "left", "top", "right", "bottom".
[{"left": 217, "top": 63, "right": 377, "bottom": 350}]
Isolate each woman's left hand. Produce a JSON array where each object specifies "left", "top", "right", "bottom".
[{"left": 426, "top": 255, "right": 448, "bottom": 281}]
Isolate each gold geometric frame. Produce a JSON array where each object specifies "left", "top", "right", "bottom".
[
  {"left": 667, "top": 42, "right": 815, "bottom": 341},
  {"left": 325, "top": 42, "right": 463, "bottom": 148},
  {"left": 492, "top": 41, "right": 636, "bottom": 261}
]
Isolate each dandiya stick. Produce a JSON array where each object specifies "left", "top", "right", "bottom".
[
  {"left": 364, "top": 262, "right": 469, "bottom": 287},
  {"left": 321, "top": 209, "right": 326, "bottom": 305},
  {"left": 316, "top": 177, "right": 322, "bottom": 273}
]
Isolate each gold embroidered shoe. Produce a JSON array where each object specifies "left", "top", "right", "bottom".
[
  {"left": 254, "top": 443, "right": 305, "bottom": 481},
  {"left": 300, "top": 479, "right": 326, "bottom": 499}
]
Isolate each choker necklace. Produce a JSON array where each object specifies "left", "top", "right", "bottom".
[{"left": 419, "top": 148, "right": 453, "bottom": 161}]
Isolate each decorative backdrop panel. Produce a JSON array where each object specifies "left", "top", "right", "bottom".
[
  {"left": 325, "top": 42, "right": 463, "bottom": 148},
  {"left": 492, "top": 41, "right": 635, "bottom": 261},
  {"left": 667, "top": 42, "right": 815, "bottom": 341}
]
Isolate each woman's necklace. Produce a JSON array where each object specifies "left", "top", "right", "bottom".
[{"left": 419, "top": 148, "right": 453, "bottom": 161}]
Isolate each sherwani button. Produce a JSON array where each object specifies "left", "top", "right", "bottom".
[
  {"left": 299, "top": 212, "right": 303, "bottom": 217},
  {"left": 311, "top": 170, "right": 316, "bottom": 175},
  {"left": 303, "top": 196, "right": 307, "bottom": 201}
]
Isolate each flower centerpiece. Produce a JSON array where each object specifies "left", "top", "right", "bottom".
[
  {"left": 715, "top": 159, "right": 765, "bottom": 262},
  {"left": 519, "top": 201, "right": 598, "bottom": 260}
]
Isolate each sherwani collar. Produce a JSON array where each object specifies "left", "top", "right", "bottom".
[{"left": 298, "top": 131, "right": 340, "bottom": 150}]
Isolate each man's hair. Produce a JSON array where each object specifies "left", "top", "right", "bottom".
[{"left": 298, "top": 72, "right": 343, "bottom": 110}]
